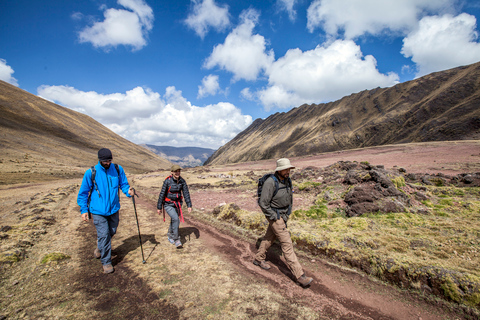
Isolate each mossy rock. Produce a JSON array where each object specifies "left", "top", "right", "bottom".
[
  {"left": 214, "top": 203, "right": 265, "bottom": 230},
  {"left": 0, "top": 250, "right": 24, "bottom": 264},
  {"left": 40, "top": 252, "right": 71, "bottom": 264}
]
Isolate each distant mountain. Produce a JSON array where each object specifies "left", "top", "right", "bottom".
[
  {"left": 0, "top": 80, "right": 171, "bottom": 184},
  {"left": 141, "top": 144, "right": 216, "bottom": 168},
  {"left": 205, "top": 62, "right": 480, "bottom": 166}
]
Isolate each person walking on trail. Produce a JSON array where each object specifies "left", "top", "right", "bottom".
[
  {"left": 77, "top": 148, "right": 134, "bottom": 274},
  {"left": 157, "top": 165, "right": 192, "bottom": 248},
  {"left": 253, "top": 158, "right": 313, "bottom": 287}
]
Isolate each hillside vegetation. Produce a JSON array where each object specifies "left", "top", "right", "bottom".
[
  {"left": 206, "top": 61, "right": 480, "bottom": 166},
  {"left": 0, "top": 81, "right": 171, "bottom": 185}
]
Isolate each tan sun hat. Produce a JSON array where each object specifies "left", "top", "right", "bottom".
[
  {"left": 275, "top": 158, "right": 295, "bottom": 172},
  {"left": 171, "top": 164, "right": 182, "bottom": 172}
]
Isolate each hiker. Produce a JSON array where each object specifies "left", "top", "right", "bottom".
[
  {"left": 253, "top": 158, "right": 313, "bottom": 287},
  {"left": 77, "top": 148, "right": 134, "bottom": 274},
  {"left": 157, "top": 165, "right": 192, "bottom": 248}
]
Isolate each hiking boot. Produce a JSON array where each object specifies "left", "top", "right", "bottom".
[
  {"left": 94, "top": 248, "right": 101, "bottom": 259},
  {"left": 253, "top": 259, "right": 271, "bottom": 270},
  {"left": 103, "top": 264, "right": 114, "bottom": 274},
  {"left": 174, "top": 240, "right": 183, "bottom": 248},
  {"left": 297, "top": 274, "right": 313, "bottom": 287},
  {"left": 167, "top": 237, "right": 175, "bottom": 245}
]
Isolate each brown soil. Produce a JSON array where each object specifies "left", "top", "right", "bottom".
[{"left": 1, "top": 141, "right": 478, "bottom": 319}]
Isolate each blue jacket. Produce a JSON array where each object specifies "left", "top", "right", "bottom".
[{"left": 77, "top": 162, "right": 131, "bottom": 216}]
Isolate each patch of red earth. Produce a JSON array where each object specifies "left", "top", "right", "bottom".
[
  {"left": 191, "top": 188, "right": 259, "bottom": 213},
  {"left": 204, "top": 141, "right": 480, "bottom": 175}
]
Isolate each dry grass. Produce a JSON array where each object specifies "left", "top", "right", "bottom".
[{"left": 0, "top": 178, "right": 326, "bottom": 319}]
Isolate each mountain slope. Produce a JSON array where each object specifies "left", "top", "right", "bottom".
[
  {"left": 205, "top": 62, "right": 480, "bottom": 166},
  {"left": 141, "top": 144, "right": 215, "bottom": 168},
  {"left": 0, "top": 80, "right": 171, "bottom": 184}
]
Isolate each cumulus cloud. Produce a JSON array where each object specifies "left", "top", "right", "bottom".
[
  {"left": 198, "top": 74, "right": 221, "bottom": 98},
  {"left": 0, "top": 59, "right": 18, "bottom": 86},
  {"left": 402, "top": 13, "right": 480, "bottom": 77},
  {"left": 204, "top": 9, "right": 275, "bottom": 81},
  {"left": 277, "top": 0, "right": 297, "bottom": 22},
  {"left": 257, "top": 40, "right": 399, "bottom": 110},
  {"left": 185, "top": 0, "right": 230, "bottom": 39},
  {"left": 307, "top": 0, "right": 454, "bottom": 38},
  {"left": 37, "top": 85, "right": 252, "bottom": 148},
  {"left": 78, "top": 0, "right": 154, "bottom": 51}
]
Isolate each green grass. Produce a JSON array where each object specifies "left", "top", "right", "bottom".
[
  {"left": 295, "top": 181, "right": 322, "bottom": 191},
  {"left": 40, "top": 252, "right": 70, "bottom": 264}
]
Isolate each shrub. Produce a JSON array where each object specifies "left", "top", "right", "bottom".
[{"left": 391, "top": 176, "right": 406, "bottom": 188}]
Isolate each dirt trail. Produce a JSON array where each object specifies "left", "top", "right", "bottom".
[
  {"left": 1, "top": 183, "right": 466, "bottom": 319},
  {"left": 74, "top": 222, "right": 180, "bottom": 319},
  {"left": 134, "top": 190, "right": 465, "bottom": 320},
  {"left": 2, "top": 141, "right": 478, "bottom": 319}
]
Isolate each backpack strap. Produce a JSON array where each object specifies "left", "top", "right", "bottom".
[
  {"left": 271, "top": 175, "right": 280, "bottom": 198},
  {"left": 271, "top": 175, "right": 293, "bottom": 220},
  {"left": 90, "top": 166, "right": 100, "bottom": 198},
  {"left": 87, "top": 166, "right": 99, "bottom": 219},
  {"left": 88, "top": 163, "right": 121, "bottom": 205}
]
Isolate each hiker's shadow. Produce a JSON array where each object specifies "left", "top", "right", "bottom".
[
  {"left": 179, "top": 227, "right": 200, "bottom": 244},
  {"left": 112, "top": 234, "right": 159, "bottom": 266}
]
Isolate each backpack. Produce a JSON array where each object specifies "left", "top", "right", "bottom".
[
  {"left": 87, "top": 164, "right": 120, "bottom": 216},
  {"left": 257, "top": 173, "right": 292, "bottom": 204}
]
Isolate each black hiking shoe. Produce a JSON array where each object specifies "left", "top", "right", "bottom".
[{"left": 253, "top": 259, "right": 271, "bottom": 270}]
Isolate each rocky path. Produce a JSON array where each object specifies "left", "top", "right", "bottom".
[
  {"left": 3, "top": 140, "right": 479, "bottom": 319},
  {"left": 0, "top": 182, "right": 467, "bottom": 319}
]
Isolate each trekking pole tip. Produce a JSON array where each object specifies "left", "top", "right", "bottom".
[{"left": 142, "top": 260, "right": 146, "bottom": 264}]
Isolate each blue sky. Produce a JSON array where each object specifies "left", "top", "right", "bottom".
[{"left": 1, "top": 0, "right": 480, "bottom": 149}]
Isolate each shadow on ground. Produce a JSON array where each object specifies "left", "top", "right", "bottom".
[{"left": 76, "top": 224, "right": 180, "bottom": 319}]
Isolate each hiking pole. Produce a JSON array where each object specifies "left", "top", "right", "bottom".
[{"left": 131, "top": 188, "right": 146, "bottom": 264}]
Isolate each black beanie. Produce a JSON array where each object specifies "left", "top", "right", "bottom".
[{"left": 98, "top": 148, "right": 113, "bottom": 161}]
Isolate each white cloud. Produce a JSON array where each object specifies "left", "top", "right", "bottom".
[
  {"left": 185, "top": 0, "right": 230, "bottom": 39},
  {"left": 204, "top": 9, "right": 275, "bottom": 81},
  {"left": 198, "top": 74, "right": 221, "bottom": 98},
  {"left": 307, "top": 0, "right": 454, "bottom": 38},
  {"left": 240, "top": 87, "right": 254, "bottom": 100},
  {"left": 257, "top": 40, "right": 399, "bottom": 110},
  {"left": 402, "top": 13, "right": 480, "bottom": 77},
  {"left": 78, "top": 0, "right": 154, "bottom": 51},
  {"left": 37, "top": 85, "right": 252, "bottom": 149},
  {"left": 277, "top": 0, "right": 297, "bottom": 22},
  {"left": 0, "top": 59, "right": 18, "bottom": 86}
]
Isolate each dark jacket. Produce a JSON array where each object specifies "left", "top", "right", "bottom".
[
  {"left": 157, "top": 175, "right": 192, "bottom": 210},
  {"left": 258, "top": 172, "right": 293, "bottom": 222}
]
